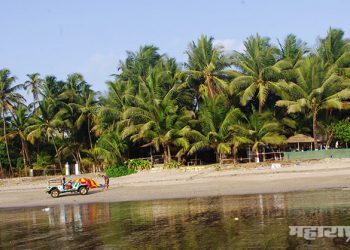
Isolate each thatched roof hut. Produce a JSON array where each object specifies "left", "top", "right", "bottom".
[
  {"left": 286, "top": 134, "right": 315, "bottom": 143},
  {"left": 286, "top": 134, "right": 315, "bottom": 150}
]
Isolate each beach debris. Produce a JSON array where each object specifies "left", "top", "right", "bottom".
[
  {"left": 42, "top": 207, "right": 50, "bottom": 212},
  {"left": 271, "top": 163, "right": 281, "bottom": 170}
]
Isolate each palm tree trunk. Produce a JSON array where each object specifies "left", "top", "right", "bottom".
[
  {"left": 0, "top": 161, "right": 3, "bottom": 178},
  {"left": 51, "top": 139, "right": 62, "bottom": 171},
  {"left": 162, "top": 144, "right": 167, "bottom": 163},
  {"left": 2, "top": 108, "right": 13, "bottom": 176},
  {"left": 232, "top": 146, "right": 237, "bottom": 164},
  {"left": 21, "top": 139, "right": 27, "bottom": 176},
  {"left": 167, "top": 145, "right": 171, "bottom": 163},
  {"left": 313, "top": 110, "right": 318, "bottom": 149},
  {"left": 87, "top": 117, "right": 93, "bottom": 149},
  {"left": 215, "top": 151, "right": 220, "bottom": 163}
]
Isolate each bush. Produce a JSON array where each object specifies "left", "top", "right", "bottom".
[
  {"left": 128, "top": 159, "right": 151, "bottom": 171},
  {"left": 163, "top": 161, "right": 182, "bottom": 169},
  {"left": 105, "top": 164, "right": 136, "bottom": 178}
]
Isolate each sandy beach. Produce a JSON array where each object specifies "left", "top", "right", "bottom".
[{"left": 1, "top": 158, "right": 350, "bottom": 208}]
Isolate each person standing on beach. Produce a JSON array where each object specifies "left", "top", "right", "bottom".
[{"left": 102, "top": 175, "right": 109, "bottom": 190}]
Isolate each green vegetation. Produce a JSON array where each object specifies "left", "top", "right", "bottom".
[
  {"left": 1, "top": 28, "right": 350, "bottom": 177},
  {"left": 330, "top": 120, "right": 350, "bottom": 147},
  {"left": 105, "top": 164, "right": 136, "bottom": 178},
  {"left": 128, "top": 159, "right": 151, "bottom": 171}
]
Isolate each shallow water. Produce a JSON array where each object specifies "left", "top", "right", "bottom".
[{"left": 2, "top": 190, "right": 350, "bottom": 249}]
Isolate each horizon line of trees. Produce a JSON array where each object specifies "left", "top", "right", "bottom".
[{"left": 2, "top": 27, "right": 350, "bottom": 177}]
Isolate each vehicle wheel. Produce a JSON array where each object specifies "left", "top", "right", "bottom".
[
  {"left": 79, "top": 186, "right": 88, "bottom": 195},
  {"left": 51, "top": 189, "right": 60, "bottom": 198}
]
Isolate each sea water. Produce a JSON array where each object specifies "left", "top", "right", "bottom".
[{"left": 1, "top": 190, "right": 350, "bottom": 249}]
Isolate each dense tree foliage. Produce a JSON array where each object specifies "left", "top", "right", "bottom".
[{"left": 1, "top": 28, "right": 350, "bottom": 177}]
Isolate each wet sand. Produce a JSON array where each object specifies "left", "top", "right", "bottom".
[{"left": 1, "top": 158, "right": 350, "bottom": 208}]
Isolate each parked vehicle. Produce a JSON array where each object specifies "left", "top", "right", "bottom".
[{"left": 46, "top": 179, "right": 89, "bottom": 198}]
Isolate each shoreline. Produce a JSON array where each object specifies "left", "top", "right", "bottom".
[{"left": 1, "top": 158, "right": 350, "bottom": 208}]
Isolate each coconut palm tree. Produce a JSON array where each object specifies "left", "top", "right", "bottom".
[
  {"left": 7, "top": 105, "right": 31, "bottom": 175},
  {"left": 230, "top": 34, "right": 281, "bottom": 112},
  {"left": 95, "top": 81, "right": 132, "bottom": 136},
  {"left": 41, "top": 75, "right": 65, "bottom": 101},
  {"left": 24, "top": 73, "right": 43, "bottom": 110},
  {"left": 229, "top": 110, "right": 285, "bottom": 161},
  {"left": 94, "top": 130, "right": 128, "bottom": 166},
  {"left": 26, "top": 100, "right": 64, "bottom": 170},
  {"left": 121, "top": 59, "right": 194, "bottom": 163},
  {"left": 318, "top": 28, "right": 350, "bottom": 74},
  {"left": 278, "top": 34, "right": 309, "bottom": 65},
  {"left": 0, "top": 69, "right": 24, "bottom": 175},
  {"left": 121, "top": 86, "right": 193, "bottom": 163},
  {"left": 183, "top": 95, "right": 243, "bottom": 162},
  {"left": 69, "top": 86, "right": 98, "bottom": 149},
  {"left": 180, "top": 35, "right": 231, "bottom": 100},
  {"left": 276, "top": 55, "right": 350, "bottom": 148},
  {"left": 117, "top": 45, "right": 162, "bottom": 83},
  {"left": 277, "top": 34, "right": 309, "bottom": 82}
]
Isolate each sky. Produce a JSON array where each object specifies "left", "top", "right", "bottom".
[{"left": 1, "top": 0, "right": 350, "bottom": 97}]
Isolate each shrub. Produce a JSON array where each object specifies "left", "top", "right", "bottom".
[
  {"left": 128, "top": 159, "right": 151, "bottom": 171},
  {"left": 163, "top": 161, "right": 182, "bottom": 169},
  {"left": 105, "top": 164, "right": 136, "bottom": 178}
]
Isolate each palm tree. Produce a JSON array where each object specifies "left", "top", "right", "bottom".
[
  {"left": 183, "top": 96, "right": 243, "bottom": 162},
  {"left": 97, "top": 78, "right": 135, "bottom": 133},
  {"left": 0, "top": 69, "right": 24, "bottom": 175},
  {"left": 41, "top": 75, "right": 65, "bottom": 101},
  {"left": 26, "top": 100, "right": 64, "bottom": 170},
  {"left": 276, "top": 56, "right": 350, "bottom": 148},
  {"left": 122, "top": 88, "right": 193, "bottom": 163},
  {"left": 278, "top": 34, "right": 309, "bottom": 65},
  {"left": 7, "top": 105, "right": 31, "bottom": 175},
  {"left": 277, "top": 34, "right": 309, "bottom": 82},
  {"left": 24, "top": 73, "right": 43, "bottom": 110},
  {"left": 69, "top": 86, "right": 98, "bottom": 149},
  {"left": 121, "top": 60, "right": 193, "bottom": 163},
  {"left": 230, "top": 110, "right": 285, "bottom": 161},
  {"left": 117, "top": 45, "right": 162, "bottom": 83},
  {"left": 230, "top": 34, "right": 281, "bottom": 112},
  {"left": 95, "top": 130, "right": 128, "bottom": 166},
  {"left": 181, "top": 35, "right": 230, "bottom": 100},
  {"left": 63, "top": 73, "right": 88, "bottom": 100},
  {"left": 318, "top": 28, "right": 350, "bottom": 73}
]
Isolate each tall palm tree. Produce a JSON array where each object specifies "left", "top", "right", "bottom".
[
  {"left": 0, "top": 69, "right": 24, "bottom": 175},
  {"left": 24, "top": 73, "right": 43, "bottom": 110},
  {"left": 69, "top": 86, "right": 98, "bottom": 149},
  {"left": 117, "top": 45, "right": 162, "bottom": 83},
  {"left": 230, "top": 34, "right": 281, "bottom": 112},
  {"left": 276, "top": 56, "right": 350, "bottom": 148},
  {"left": 97, "top": 78, "right": 136, "bottom": 133},
  {"left": 121, "top": 60, "right": 193, "bottom": 163},
  {"left": 318, "top": 28, "right": 350, "bottom": 73},
  {"left": 95, "top": 130, "right": 128, "bottom": 166},
  {"left": 180, "top": 35, "right": 230, "bottom": 100},
  {"left": 41, "top": 75, "right": 65, "bottom": 101},
  {"left": 183, "top": 96, "right": 243, "bottom": 162},
  {"left": 230, "top": 110, "right": 285, "bottom": 160},
  {"left": 26, "top": 100, "right": 64, "bottom": 170},
  {"left": 122, "top": 85, "right": 193, "bottom": 163},
  {"left": 277, "top": 34, "right": 309, "bottom": 82},
  {"left": 7, "top": 105, "right": 30, "bottom": 175},
  {"left": 278, "top": 34, "right": 309, "bottom": 65}
]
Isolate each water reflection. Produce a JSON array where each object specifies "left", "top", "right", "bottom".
[{"left": 1, "top": 190, "right": 350, "bottom": 249}]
